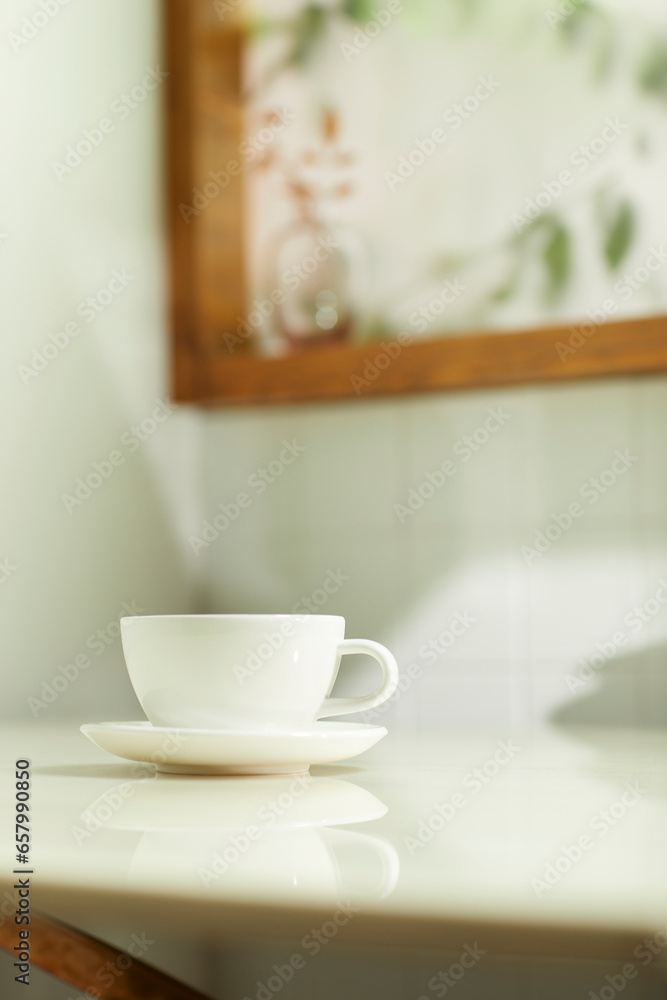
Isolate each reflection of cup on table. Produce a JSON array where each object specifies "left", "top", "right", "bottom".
[
  {"left": 121, "top": 614, "right": 399, "bottom": 731},
  {"left": 131, "top": 827, "right": 399, "bottom": 902},
  {"left": 91, "top": 773, "right": 400, "bottom": 901}
]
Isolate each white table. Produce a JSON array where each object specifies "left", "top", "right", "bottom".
[{"left": 1, "top": 723, "right": 667, "bottom": 995}]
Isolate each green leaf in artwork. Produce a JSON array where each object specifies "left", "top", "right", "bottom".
[
  {"left": 638, "top": 42, "right": 667, "bottom": 99},
  {"left": 289, "top": 4, "right": 328, "bottom": 67},
  {"left": 558, "top": 0, "right": 594, "bottom": 38},
  {"left": 542, "top": 219, "right": 571, "bottom": 301},
  {"left": 490, "top": 284, "right": 515, "bottom": 303},
  {"left": 603, "top": 202, "right": 634, "bottom": 269},
  {"left": 341, "top": 0, "right": 375, "bottom": 23}
]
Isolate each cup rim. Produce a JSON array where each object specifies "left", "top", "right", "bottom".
[{"left": 120, "top": 613, "right": 346, "bottom": 623}]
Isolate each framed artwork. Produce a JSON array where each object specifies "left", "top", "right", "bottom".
[{"left": 165, "top": 0, "right": 667, "bottom": 404}]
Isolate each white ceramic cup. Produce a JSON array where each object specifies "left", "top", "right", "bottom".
[{"left": 120, "top": 614, "right": 399, "bottom": 732}]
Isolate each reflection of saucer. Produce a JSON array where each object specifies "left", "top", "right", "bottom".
[
  {"left": 90, "top": 775, "right": 388, "bottom": 831},
  {"left": 81, "top": 721, "right": 387, "bottom": 775}
]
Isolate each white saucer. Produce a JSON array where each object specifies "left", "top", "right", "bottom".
[{"left": 80, "top": 721, "right": 388, "bottom": 775}]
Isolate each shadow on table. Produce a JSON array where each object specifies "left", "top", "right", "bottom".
[{"left": 33, "top": 763, "right": 146, "bottom": 780}]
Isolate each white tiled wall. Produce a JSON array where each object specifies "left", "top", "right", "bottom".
[{"left": 200, "top": 375, "right": 667, "bottom": 734}]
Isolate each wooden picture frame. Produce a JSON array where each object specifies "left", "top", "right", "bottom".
[{"left": 164, "top": 0, "right": 667, "bottom": 406}]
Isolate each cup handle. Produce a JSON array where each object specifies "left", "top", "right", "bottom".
[
  {"left": 317, "top": 639, "right": 399, "bottom": 720},
  {"left": 320, "top": 829, "right": 401, "bottom": 900}
]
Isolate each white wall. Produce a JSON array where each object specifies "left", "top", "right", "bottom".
[
  {"left": 201, "top": 374, "right": 667, "bottom": 735},
  {"left": 0, "top": 0, "right": 200, "bottom": 725},
  {"left": 204, "top": 0, "right": 667, "bottom": 739},
  {"left": 0, "top": 2, "right": 205, "bottom": 997}
]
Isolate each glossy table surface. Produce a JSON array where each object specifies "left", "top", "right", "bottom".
[{"left": 2, "top": 723, "right": 667, "bottom": 961}]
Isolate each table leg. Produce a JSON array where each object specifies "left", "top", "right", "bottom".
[{"left": 0, "top": 910, "right": 215, "bottom": 999}]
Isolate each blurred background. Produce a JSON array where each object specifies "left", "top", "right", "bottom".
[
  {"left": 244, "top": 0, "right": 667, "bottom": 348},
  {"left": 2, "top": 0, "right": 667, "bottom": 997}
]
